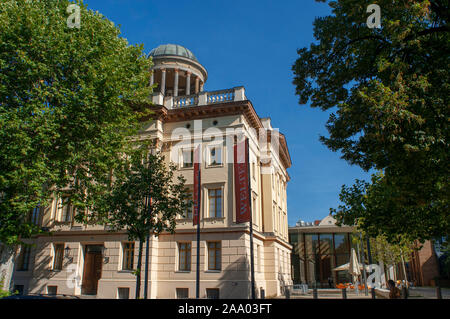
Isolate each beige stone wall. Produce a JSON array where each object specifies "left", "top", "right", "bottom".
[{"left": 11, "top": 115, "right": 292, "bottom": 298}]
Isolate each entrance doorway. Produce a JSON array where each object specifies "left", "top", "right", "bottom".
[{"left": 81, "top": 245, "right": 103, "bottom": 295}]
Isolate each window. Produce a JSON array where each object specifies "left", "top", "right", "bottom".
[
  {"left": 61, "top": 199, "right": 72, "bottom": 222},
  {"left": 252, "top": 162, "right": 256, "bottom": 180},
  {"left": 17, "top": 246, "right": 31, "bottom": 271},
  {"left": 176, "top": 288, "right": 189, "bottom": 299},
  {"left": 53, "top": 244, "right": 64, "bottom": 270},
  {"left": 208, "top": 188, "right": 222, "bottom": 218},
  {"left": 181, "top": 148, "right": 193, "bottom": 168},
  {"left": 30, "top": 205, "right": 40, "bottom": 225},
  {"left": 122, "top": 242, "right": 135, "bottom": 270},
  {"left": 182, "top": 191, "right": 193, "bottom": 219},
  {"left": 178, "top": 243, "right": 191, "bottom": 271},
  {"left": 118, "top": 287, "right": 130, "bottom": 299},
  {"left": 207, "top": 242, "right": 221, "bottom": 271},
  {"left": 252, "top": 196, "right": 257, "bottom": 225},
  {"left": 47, "top": 286, "right": 57, "bottom": 295},
  {"left": 208, "top": 146, "right": 222, "bottom": 166},
  {"left": 206, "top": 288, "right": 220, "bottom": 299}
]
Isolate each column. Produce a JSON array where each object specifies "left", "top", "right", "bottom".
[
  {"left": 195, "top": 76, "right": 200, "bottom": 94},
  {"left": 160, "top": 68, "right": 166, "bottom": 95},
  {"left": 186, "top": 71, "right": 191, "bottom": 95},
  {"left": 200, "top": 81, "right": 204, "bottom": 92},
  {"left": 174, "top": 68, "right": 179, "bottom": 97},
  {"left": 150, "top": 72, "right": 154, "bottom": 87}
]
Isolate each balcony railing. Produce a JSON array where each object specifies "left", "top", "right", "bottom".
[
  {"left": 153, "top": 86, "right": 245, "bottom": 109},
  {"left": 206, "top": 89, "right": 235, "bottom": 104}
]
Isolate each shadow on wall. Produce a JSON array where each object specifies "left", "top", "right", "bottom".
[
  {"left": 19, "top": 245, "right": 59, "bottom": 294},
  {"left": 216, "top": 256, "right": 251, "bottom": 299}
]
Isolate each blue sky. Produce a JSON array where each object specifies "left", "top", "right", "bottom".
[{"left": 84, "top": 0, "right": 371, "bottom": 225}]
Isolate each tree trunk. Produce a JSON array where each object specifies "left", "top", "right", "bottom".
[
  {"left": 400, "top": 250, "right": 409, "bottom": 288},
  {"left": 135, "top": 239, "right": 143, "bottom": 299}
]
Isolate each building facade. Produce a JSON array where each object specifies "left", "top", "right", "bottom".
[
  {"left": 10, "top": 44, "right": 293, "bottom": 299},
  {"left": 289, "top": 215, "right": 355, "bottom": 288},
  {"left": 289, "top": 215, "right": 444, "bottom": 288}
]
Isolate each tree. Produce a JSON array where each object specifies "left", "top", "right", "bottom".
[
  {"left": 292, "top": 0, "right": 449, "bottom": 241},
  {"left": 78, "top": 150, "right": 190, "bottom": 299},
  {"left": 0, "top": 0, "right": 152, "bottom": 245},
  {"left": 332, "top": 172, "right": 448, "bottom": 243}
]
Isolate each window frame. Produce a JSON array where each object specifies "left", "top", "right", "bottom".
[
  {"left": 178, "top": 242, "right": 192, "bottom": 272},
  {"left": 180, "top": 147, "right": 194, "bottom": 169},
  {"left": 122, "top": 242, "right": 135, "bottom": 271},
  {"left": 206, "top": 144, "right": 223, "bottom": 168},
  {"left": 52, "top": 243, "right": 64, "bottom": 271},
  {"left": 176, "top": 288, "right": 189, "bottom": 299},
  {"left": 17, "top": 245, "right": 31, "bottom": 271},
  {"left": 206, "top": 288, "right": 220, "bottom": 299},
  {"left": 207, "top": 241, "right": 221, "bottom": 271},
  {"left": 207, "top": 188, "right": 223, "bottom": 218}
]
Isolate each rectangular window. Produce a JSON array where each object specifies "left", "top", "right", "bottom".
[
  {"left": 61, "top": 199, "right": 72, "bottom": 222},
  {"left": 122, "top": 242, "right": 135, "bottom": 270},
  {"left": 207, "top": 242, "right": 221, "bottom": 271},
  {"left": 206, "top": 288, "right": 220, "bottom": 299},
  {"left": 182, "top": 149, "right": 193, "bottom": 168},
  {"left": 30, "top": 205, "right": 40, "bottom": 225},
  {"left": 176, "top": 288, "right": 189, "bottom": 299},
  {"left": 183, "top": 191, "right": 193, "bottom": 219},
  {"left": 53, "top": 244, "right": 64, "bottom": 270},
  {"left": 47, "top": 286, "right": 57, "bottom": 295},
  {"left": 208, "top": 146, "right": 222, "bottom": 166},
  {"left": 208, "top": 188, "right": 222, "bottom": 218},
  {"left": 118, "top": 287, "right": 130, "bottom": 299},
  {"left": 178, "top": 242, "right": 191, "bottom": 271},
  {"left": 17, "top": 246, "right": 31, "bottom": 271}
]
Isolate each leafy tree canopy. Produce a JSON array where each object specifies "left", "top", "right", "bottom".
[
  {"left": 0, "top": 0, "right": 153, "bottom": 244},
  {"left": 78, "top": 148, "right": 189, "bottom": 299},
  {"left": 293, "top": 0, "right": 449, "bottom": 241}
]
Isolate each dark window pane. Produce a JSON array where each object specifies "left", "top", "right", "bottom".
[
  {"left": 319, "top": 234, "right": 333, "bottom": 255},
  {"left": 334, "top": 234, "right": 350, "bottom": 254}
]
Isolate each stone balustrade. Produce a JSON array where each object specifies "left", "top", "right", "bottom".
[{"left": 152, "top": 86, "right": 246, "bottom": 109}]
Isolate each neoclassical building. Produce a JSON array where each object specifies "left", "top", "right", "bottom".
[{"left": 11, "top": 44, "right": 292, "bottom": 299}]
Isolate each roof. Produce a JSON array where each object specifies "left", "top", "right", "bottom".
[{"left": 148, "top": 44, "right": 198, "bottom": 62}]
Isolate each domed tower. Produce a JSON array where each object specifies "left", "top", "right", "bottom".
[{"left": 149, "top": 44, "right": 208, "bottom": 97}]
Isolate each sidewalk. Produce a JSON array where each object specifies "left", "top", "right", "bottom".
[{"left": 408, "top": 287, "right": 450, "bottom": 299}]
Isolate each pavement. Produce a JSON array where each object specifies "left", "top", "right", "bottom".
[{"left": 285, "top": 287, "right": 450, "bottom": 299}]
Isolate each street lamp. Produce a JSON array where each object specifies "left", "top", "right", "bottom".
[{"left": 64, "top": 246, "right": 71, "bottom": 258}]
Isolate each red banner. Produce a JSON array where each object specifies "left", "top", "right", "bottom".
[
  {"left": 193, "top": 145, "right": 201, "bottom": 226},
  {"left": 234, "top": 138, "right": 251, "bottom": 224}
]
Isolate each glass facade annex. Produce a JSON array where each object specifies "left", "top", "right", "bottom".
[{"left": 289, "top": 231, "right": 357, "bottom": 288}]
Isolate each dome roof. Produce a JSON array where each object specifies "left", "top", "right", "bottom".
[{"left": 149, "top": 44, "right": 198, "bottom": 62}]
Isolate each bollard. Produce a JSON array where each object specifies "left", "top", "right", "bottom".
[
  {"left": 402, "top": 287, "right": 408, "bottom": 299},
  {"left": 260, "top": 288, "right": 265, "bottom": 299},
  {"left": 371, "top": 288, "right": 376, "bottom": 299},
  {"left": 313, "top": 288, "right": 318, "bottom": 299},
  {"left": 285, "top": 288, "right": 290, "bottom": 299},
  {"left": 342, "top": 288, "right": 347, "bottom": 299},
  {"left": 436, "top": 286, "right": 442, "bottom": 299}
]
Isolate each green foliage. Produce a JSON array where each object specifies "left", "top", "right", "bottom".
[
  {"left": 293, "top": 0, "right": 449, "bottom": 242},
  {"left": 0, "top": 277, "right": 12, "bottom": 298},
  {"left": 0, "top": 0, "right": 153, "bottom": 244},
  {"left": 81, "top": 148, "right": 190, "bottom": 241},
  {"left": 76, "top": 147, "right": 189, "bottom": 299},
  {"left": 332, "top": 172, "right": 448, "bottom": 243}
]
